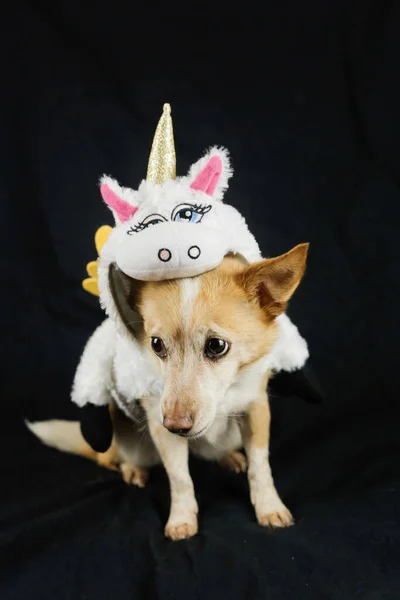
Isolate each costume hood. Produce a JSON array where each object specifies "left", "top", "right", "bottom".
[{"left": 91, "top": 104, "right": 309, "bottom": 373}]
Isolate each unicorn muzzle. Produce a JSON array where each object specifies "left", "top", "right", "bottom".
[{"left": 116, "top": 222, "right": 231, "bottom": 282}]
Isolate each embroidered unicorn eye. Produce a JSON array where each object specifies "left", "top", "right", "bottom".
[
  {"left": 171, "top": 203, "right": 211, "bottom": 224},
  {"left": 127, "top": 214, "right": 167, "bottom": 234}
]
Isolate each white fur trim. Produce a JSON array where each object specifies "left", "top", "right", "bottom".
[
  {"left": 71, "top": 318, "right": 116, "bottom": 407},
  {"left": 267, "top": 314, "right": 309, "bottom": 372}
]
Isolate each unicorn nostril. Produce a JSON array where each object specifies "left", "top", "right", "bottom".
[
  {"left": 158, "top": 248, "right": 172, "bottom": 262},
  {"left": 188, "top": 245, "right": 201, "bottom": 259}
]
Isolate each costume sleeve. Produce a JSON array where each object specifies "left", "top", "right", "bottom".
[
  {"left": 265, "top": 314, "right": 324, "bottom": 404},
  {"left": 269, "top": 362, "right": 324, "bottom": 404},
  {"left": 71, "top": 318, "right": 116, "bottom": 452}
]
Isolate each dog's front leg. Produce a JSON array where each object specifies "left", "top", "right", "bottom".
[
  {"left": 242, "top": 391, "right": 294, "bottom": 528},
  {"left": 148, "top": 418, "right": 198, "bottom": 540}
]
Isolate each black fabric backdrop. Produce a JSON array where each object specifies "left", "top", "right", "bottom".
[{"left": 1, "top": 1, "right": 399, "bottom": 598}]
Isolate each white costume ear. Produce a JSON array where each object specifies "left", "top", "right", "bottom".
[
  {"left": 99, "top": 175, "right": 139, "bottom": 224},
  {"left": 187, "top": 146, "right": 233, "bottom": 201}
]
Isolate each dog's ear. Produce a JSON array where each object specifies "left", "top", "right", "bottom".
[
  {"left": 108, "top": 263, "right": 144, "bottom": 338},
  {"left": 238, "top": 243, "right": 309, "bottom": 317}
]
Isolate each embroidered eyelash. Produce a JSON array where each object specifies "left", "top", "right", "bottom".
[
  {"left": 127, "top": 214, "right": 166, "bottom": 234},
  {"left": 192, "top": 203, "right": 212, "bottom": 214},
  {"left": 127, "top": 223, "right": 146, "bottom": 234}
]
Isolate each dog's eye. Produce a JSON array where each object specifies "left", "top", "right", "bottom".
[
  {"left": 205, "top": 338, "right": 229, "bottom": 359},
  {"left": 151, "top": 337, "right": 167, "bottom": 358}
]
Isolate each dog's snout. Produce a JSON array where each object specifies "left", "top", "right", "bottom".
[
  {"left": 158, "top": 248, "right": 172, "bottom": 262},
  {"left": 163, "top": 414, "right": 193, "bottom": 435},
  {"left": 188, "top": 245, "right": 201, "bottom": 259}
]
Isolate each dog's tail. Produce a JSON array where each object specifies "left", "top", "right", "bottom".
[
  {"left": 26, "top": 419, "right": 119, "bottom": 470},
  {"left": 25, "top": 419, "right": 105, "bottom": 463}
]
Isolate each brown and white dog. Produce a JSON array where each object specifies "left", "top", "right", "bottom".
[{"left": 28, "top": 243, "right": 308, "bottom": 540}]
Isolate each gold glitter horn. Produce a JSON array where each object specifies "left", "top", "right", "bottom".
[{"left": 146, "top": 103, "right": 176, "bottom": 184}]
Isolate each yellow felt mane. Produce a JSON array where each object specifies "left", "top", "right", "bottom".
[{"left": 82, "top": 225, "right": 112, "bottom": 297}]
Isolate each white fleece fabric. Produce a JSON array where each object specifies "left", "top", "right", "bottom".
[{"left": 71, "top": 146, "right": 309, "bottom": 413}]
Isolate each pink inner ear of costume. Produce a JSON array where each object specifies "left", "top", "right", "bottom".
[
  {"left": 100, "top": 184, "right": 138, "bottom": 222},
  {"left": 190, "top": 155, "right": 222, "bottom": 196}
]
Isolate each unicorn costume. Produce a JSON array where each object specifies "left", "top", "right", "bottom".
[{"left": 73, "top": 104, "right": 322, "bottom": 452}]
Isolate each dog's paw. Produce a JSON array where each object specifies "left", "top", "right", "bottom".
[
  {"left": 220, "top": 451, "right": 247, "bottom": 473},
  {"left": 120, "top": 463, "right": 148, "bottom": 488},
  {"left": 165, "top": 516, "right": 198, "bottom": 541},
  {"left": 96, "top": 444, "right": 120, "bottom": 472},
  {"left": 96, "top": 455, "right": 119, "bottom": 472},
  {"left": 257, "top": 505, "right": 294, "bottom": 529}
]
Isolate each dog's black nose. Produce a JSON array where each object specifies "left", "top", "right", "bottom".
[
  {"left": 163, "top": 415, "right": 193, "bottom": 435},
  {"left": 188, "top": 245, "right": 201, "bottom": 259},
  {"left": 158, "top": 248, "right": 172, "bottom": 262}
]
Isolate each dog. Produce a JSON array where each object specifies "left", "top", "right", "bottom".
[{"left": 28, "top": 242, "right": 308, "bottom": 540}]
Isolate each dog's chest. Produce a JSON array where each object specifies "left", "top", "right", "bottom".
[
  {"left": 192, "top": 357, "right": 271, "bottom": 460},
  {"left": 219, "top": 355, "right": 270, "bottom": 415},
  {"left": 190, "top": 418, "right": 242, "bottom": 461}
]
